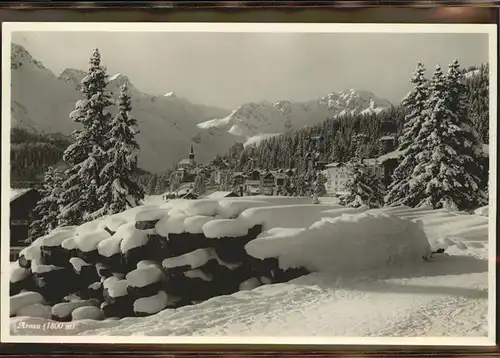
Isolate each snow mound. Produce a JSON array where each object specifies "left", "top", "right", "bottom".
[
  {"left": 74, "top": 229, "right": 111, "bottom": 253},
  {"left": 239, "top": 277, "right": 261, "bottom": 291},
  {"left": 31, "top": 260, "right": 63, "bottom": 274},
  {"left": 20, "top": 241, "right": 43, "bottom": 261},
  {"left": 134, "top": 291, "right": 170, "bottom": 314},
  {"left": 218, "top": 199, "right": 272, "bottom": 218},
  {"left": 102, "top": 276, "right": 129, "bottom": 298},
  {"left": 240, "top": 204, "right": 340, "bottom": 230},
  {"left": 72, "top": 306, "right": 104, "bottom": 321},
  {"left": 172, "top": 199, "right": 222, "bottom": 217},
  {"left": 120, "top": 227, "right": 149, "bottom": 253},
  {"left": 98, "top": 222, "right": 136, "bottom": 257},
  {"left": 10, "top": 292, "right": 46, "bottom": 316},
  {"left": 52, "top": 299, "right": 99, "bottom": 319},
  {"left": 202, "top": 218, "right": 253, "bottom": 239},
  {"left": 183, "top": 215, "right": 216, "bottom": 234},
  {"left": 134, "top": 208, "right": 168, "bottom": 222},
  {"left": 155, "top": 213, "right": 188, "bottom": 236},
  {"left": 69, "top": 257, "right": 91, "bottom": 273},
  {"left": 16, "top": 303, "right": 52, "bottom": 319},
  {"left": 126, "top": 266, "right": 165, "bottom": 288},
  {"left": 104, "top": 215, "right": 128, "bottom": 232},
  {"left": 245, "top": 212, "right": 432, "bottom": 272},
  {"left": 163, "top": 248, "right": 215, "bottom": 270},
  {"left": 474, "top": 206, "right": 489, "bottom": 217},
  {"left": 39, "top": 227, "right": 78, "bottom": 247},
  {"left": 75, "top": 218, "right": 107, "bottom": 236},
  {"left": 10, "top": 261, "right": 29, "bottom": 283}
]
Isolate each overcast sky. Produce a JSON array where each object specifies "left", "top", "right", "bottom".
[{"left": 13, "top": 31, "right": 489, "bottom": 109}]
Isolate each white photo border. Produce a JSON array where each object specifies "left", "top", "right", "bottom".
[{"left": 1, "top": 22, "right": 497, "bottom": 346}]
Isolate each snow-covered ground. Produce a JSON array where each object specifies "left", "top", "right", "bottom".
[{"left": 9, "top": 200, "right": 491, "bottom": 338}]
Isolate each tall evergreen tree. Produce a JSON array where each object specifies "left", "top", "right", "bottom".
[
  {"left": 466, "top": 63, "right": 489, "bottom": 144},
  {"left": 339, "top": 161, "right": 383, "bottom": 208},
  {"left": 405, "top": 63, "right": 487, "bottom": 211},
  {"left": 398, "top": 61, "right": 429, "bottom": 150},
  {"left": 92, "top": 83, "right": 145, "bottom": 217},
  {"left": 58, "top": 49, "right": 114, "bottom": 226},
  {"left": 385, "top": 61, "right": 429, "bottom": 206},
  {"left": 194, "top": 172, "right": 206, "bottom": 195},
  {"left": 278, "top": 176, "right": 292, "bottom": 196},
  {"left": 28, "top": 166, "right": 65, "bottom": 242},
  {"left": 313, "top": 172, "right": 327, "bottom": 197}
]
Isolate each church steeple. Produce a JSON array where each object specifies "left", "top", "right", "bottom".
[{"left": 189, "top": 144, "right": 195, "bottom": 165}]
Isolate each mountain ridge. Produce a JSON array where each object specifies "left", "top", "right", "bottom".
[{"left": 11, "top": 43, "right": 400, "bottom": 172}]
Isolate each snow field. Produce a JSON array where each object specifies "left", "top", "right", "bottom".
[{"left": 9, "top": 197, "right": 489, "bottom": 336}]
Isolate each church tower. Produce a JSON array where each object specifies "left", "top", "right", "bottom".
[{"left": 189, "top": 144, "right": 196, "bottom": 166}]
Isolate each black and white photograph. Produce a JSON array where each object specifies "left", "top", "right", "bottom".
[{"left": 1, "top": 22, "right": 496, "bottom": 344}]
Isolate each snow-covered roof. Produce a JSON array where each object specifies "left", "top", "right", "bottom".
[
  {"left": 205, "top": 191, "right": 237, "bottom": 199},
  {"left": 10, "top": 188, "right": 32, "bottom": 202},
  {"left": 377, "top": 149, "right": 406, "bottom": 163},
  {"left": 379, "top": 135, "right": 395, "bottom": 141},
  {"left": 325, "top": 162, "right": 349, "bottom": 168},
  {"left": 178, "top": 159, "right": 191, "bottom": 165}
]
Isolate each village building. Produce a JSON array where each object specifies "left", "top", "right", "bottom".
[
  {"left": 245, "top": 170, "right": 261, "bottom": 195},
  {"left": 10, "top": 188, "right": 41, "bottom": 260},
  {"left": 205, "top": 191, "right": 240, "bottom": 199},
  {"left": 174, "top": 145, "right": 197, "bottom": 183},
  {"left": 323, "top": 148, "right": 406, "bottom": 196},
  {"left": 322, "top": 162, "right": 352, "bottom": 196},
  {"left": 213, "top": 169, "right": 232, "bottom": 186}
]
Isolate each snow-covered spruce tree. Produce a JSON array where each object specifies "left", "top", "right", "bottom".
[
  {"left": 313, "top": 172, "right": 327, "bottom": 197},
  {"left": 28, "top": 166, "right": 65, "bottom": 242},
  {"left": 194, "top": 172, "right": 206, "bottom": 195},
  {"left": 385, "top": 61, "right": 429, "bottom": 207},
  {"left": 339, "top": 161, "right": 383, "bottom": 209},
  {"left": 91, "top": 83, "right": 145, "bottom": 217},
  {"left": 406, "top": 63, "right": 487, "bottom": 211},
  {"left": 278, "top": 176, "right": 292, "bottom": 196},
  {"left": 58, "top": 49, "right": 114, "bottom": 226}
]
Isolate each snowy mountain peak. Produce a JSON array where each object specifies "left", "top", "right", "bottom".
[
  {"left": 164, "top": 92, "right": 177, "bottom": 98},
  {"left": 11, "top": 43, "right": 54, "bottom": 76},
  {"left": 59, "top": 68, "right": 86, "bottom": 85},
  {"left": 198, "top": 90, "right": 391, "bottom": 141}
]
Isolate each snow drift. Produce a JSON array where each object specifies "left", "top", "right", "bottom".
[
  {"left": 13, "top": 196, "right": 477, "bottom": 334},
  {"left": 245, "top": 212, "right": 432, "bottom": 273}
]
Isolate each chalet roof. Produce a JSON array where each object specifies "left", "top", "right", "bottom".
[
  {"left": 205, "top": 191, "right": 238, "bottom": 199},
  {"left": 10, "top": 188, "right": 34, "bottom": 202},
  {"left": 325, "top": 162, "right": 349, "bottom": 168},
  {"left": 178, "top": 159, "right": 191, "bottom": 165},
  {"left": 363, "top": 149, "right": 406, "bottom": 166}
]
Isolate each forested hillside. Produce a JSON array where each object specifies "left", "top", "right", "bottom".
[
  {"left": 219, "top": 63, "right": 489, "bottom": 174},
  {"left": 10, "top": 128, "right": 72, "bottom": 187}
]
